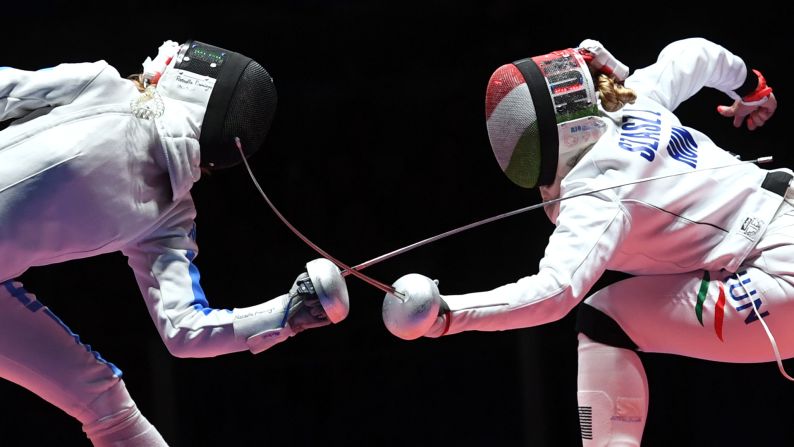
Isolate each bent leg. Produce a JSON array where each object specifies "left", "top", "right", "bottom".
[
  {"left": 575, "top": 202, "right": 794, "bottom": 445},
  {"left": 575, "top": 263, "right": 794, "bottom": 445},
  {"left": 583, "top": 268, "right": 794, "bottom": 363},
  {"left": 0, "top": 280, "right": 167, "bottom": 446}
]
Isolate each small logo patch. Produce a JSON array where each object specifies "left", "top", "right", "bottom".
[{"left": 740, "top": 217, "right": 763, "bottom": 237}]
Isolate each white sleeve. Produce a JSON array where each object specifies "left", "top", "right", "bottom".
[
  {"left": 625, "top": 38, "right": 753, "bottom": 111},
  {"left": 0, "top": 61, "right": 109, "bottom": 121},
  {"left": 122, "top": 201, "right": 296, "bottom": 357},
  {"left": 429, "top": 188, "right": 630, "bottom": 336}
]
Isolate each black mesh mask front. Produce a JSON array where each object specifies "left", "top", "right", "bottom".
[{"left": 174, "top": 40, "right": 277, "bottom": 169}]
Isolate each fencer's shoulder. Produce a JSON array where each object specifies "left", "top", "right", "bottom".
[
  {"left": 48, "top": 59, "right": 112, "bottom": 74},
  {"left": 85, "top": 60, "right": 125, "bottom": 80},
  {"left": 36, "top": 60, "right": 123, "bottom": 92},
  {"left": 3, "top": 60, "right": 118, "bottom": 83},
  {"left": 66, "top": 60, "right": 133, "bottom": 82},
  {"left": 60, "top": 60, "right": 139, "bottom": 106}
]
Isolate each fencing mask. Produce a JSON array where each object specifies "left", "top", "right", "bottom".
[
  {"left": 144, "top": 40, "right": 277, "bottom": 170},
  {"left": 485, "top": 47, "right": 606, "bottom": 188}
]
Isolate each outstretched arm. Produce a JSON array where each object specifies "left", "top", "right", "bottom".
[
  {"left": 123, "top": 206, "right": 347, "bottom": 357},
  {"left": 384, "top": 189, "right": 630, "bottom": 339}
]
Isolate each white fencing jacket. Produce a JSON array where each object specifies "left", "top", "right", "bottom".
[
  {"left": 0, "top": 61, "right": 292, "bottom": 356},
  {"left": 430, "top": 38, "right": 793, "bottom": 336}
]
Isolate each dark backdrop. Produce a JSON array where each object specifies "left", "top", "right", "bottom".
[{"left": 4, "top": 2, "right": 794, "bottom": 446}]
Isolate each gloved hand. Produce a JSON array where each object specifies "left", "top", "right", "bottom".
[
  {"left": 141, "top": 40, "right": 180, "bottom": 85},
  {"left": 282, "top": 257, "right": 352, "bottom": 333},
  {"left": 282, "top": 271, "right": 331, "bottom": 333},
  {"left": 382, "top": 274, "right": 450, "bottom": 340},
  {"left": 577, "top": 39, "right": 630, "bottom": 81},
  {"left": 233, "top": 258, "right": 349, "bottom": 354},
  {"left": 717, "top": 69, "right": 777, "bottom": 130}
]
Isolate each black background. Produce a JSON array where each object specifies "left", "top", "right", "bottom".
[{"left": 4, "top": 2, "right": 794, "bottom": 446}]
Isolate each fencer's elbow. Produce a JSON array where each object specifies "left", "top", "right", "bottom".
[
  {"left": 160, "top": 333, "right": 207, "bottom": 358},
  {"left": 679, "top": 37, "right": 714, "bottom": 49},
  {"left": 161, "top": 337, "right": 193, "bottom": 358},
  {"left": 534, "top": 291, "right": 579, "bottom": 323},
  {"left": 665, "top": 37, "right": 712, "bottom": 53},
  {"left": 534, "top": 285, "right": 583, "bottom": 324},
  {"left": 530, "top": 270, "right": 581, "bottom": 318},
  {"left": 662, "top": 38, "right": 724, "bottom": 63}
]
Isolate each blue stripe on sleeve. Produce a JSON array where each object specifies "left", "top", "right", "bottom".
[{"left": 185, "top": 247, "right": 231, "bottom": 315}]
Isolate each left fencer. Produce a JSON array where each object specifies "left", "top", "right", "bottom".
[
  {"left": 383, "top": 38, "right": 791, "bottom": 446},
  {"left": 0, "top": 40, "right": 349, "bottom": 446}
]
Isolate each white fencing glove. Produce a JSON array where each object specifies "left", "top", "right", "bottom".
[
  {"left": 577, "top": 39, "right": 630, "bottom": 81},
  {"left": 233, "top": 258, "right": 349, "bottom": 354},
  {"left": 141, "top": 40, "right": 180, "bottom": 86},
  {"left": 283, "top": 271, "right": 330, "bottom": 333},
  {"left": 382, "top": 274, "right": 450, "bottom": 340},
  {"left": 717, "top": 69, "right": 776, "bottom": 130}
]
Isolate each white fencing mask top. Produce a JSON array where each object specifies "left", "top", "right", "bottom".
[
  {"left": 153, "top": 40, "right": 277, "bottom": 170},
  {"left": 485, "top": 47, "right": 605, "bottom": 188}
]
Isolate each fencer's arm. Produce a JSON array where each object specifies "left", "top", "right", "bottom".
[
  {"left": 425, "top": 190, "right": 629, "bottom": 337},
  {"left": 122, "top": 204, "right": 334, "bottom": 357},
  {"left": 0, "top": 61, "right": 109, "bottom": 121},
  {"left": 124, "top": 223, "right": 245, "bottom": 358},
  {"left": 625, "top": 38, "right": 758, "bottom": 111}
]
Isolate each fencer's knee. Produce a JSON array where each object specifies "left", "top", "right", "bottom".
[
  {"left": 77, "top": 378, "right": 136, "bottom": 425},
  {"left": 575, "top": 303, "right": 638, "bottom": 351},
  {"left": 83, "top": 403, "right": 141, "bottom": 441},
  {"left": 81, "top": 380, "right": 168, "bottom": 447},
  {"left": 161, "top": 331, "right": 215, "bottom": 358}
]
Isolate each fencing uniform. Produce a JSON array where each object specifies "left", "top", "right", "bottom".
[
  {"left": 389, "top": 38, "right": 792, "bottom": 446},
  {"left": 0, "top": 42, "right": 342, "bottom": 446},
  {"left": 430, "top": 40, "right": 794, "bottom": 348}
]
